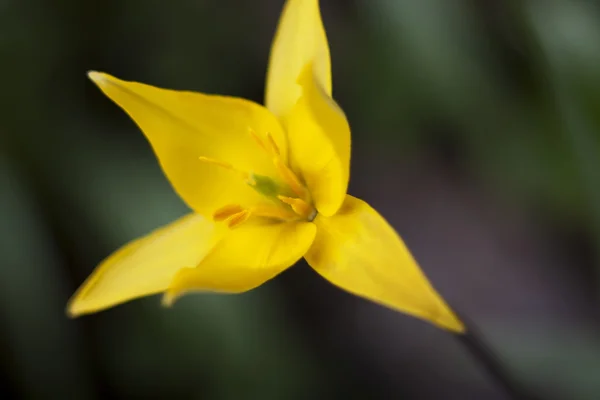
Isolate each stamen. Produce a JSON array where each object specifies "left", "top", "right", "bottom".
[
  {"left": 246, "top": 129, "right": 315, "bottom": 220},
  {"left": 249, "top": 128, "right": 281, "bottom": 158},
  {"left": 198, "top": 156, "right": 255, "bottom": 185},
  {"left": 213, "top": 204, "right": 245, "bottom": 221},
  {"left": 227, "top": 210, "right": 251, "bottom": 228},
  {"left": 278, "top": 196, "right": 313, "bottom": 218},
  {"left": 274, "top": 158, "right": 307, "bottom": 199},
  {"left": 198, "top": 156, "right": 234, "bottom": 169},
  {"left": 248, "top": 129, "right": 307, "bottom": 198},
  {"left": 252, "top": 204, "right": 297, "bottom": 220},
  {"left": 266, "top": 133, "right": 280, "bottom": 156},
  {"left": 248, "top": 128, "right": 268, "bottom": 152}
]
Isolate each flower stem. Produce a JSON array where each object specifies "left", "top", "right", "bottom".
[{"left": 457, "top": 319, "right": 543, "bottom": 400}]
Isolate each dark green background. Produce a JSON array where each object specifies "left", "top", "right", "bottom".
[{"left": 1, "top": 0, "right": 599, "bottom": 399}]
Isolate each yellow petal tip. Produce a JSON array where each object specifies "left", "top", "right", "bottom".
[
  {"left": 65, "top": 299, "right": 83, "bottom": 319},
  {"left": 431, "top": 307, "right": 466, "bottom": 334},
  {"left": 87, "top": 70, "right": 108, "bottom": 85},
  {"left": 295, "top": 62, "right": 312, "bottom": 86},
  {"left": 441, "top": 317, "right": 467, "bottom": 334},
  {"left": 161, "top": 292, "right": 176, "bottom": 308}
]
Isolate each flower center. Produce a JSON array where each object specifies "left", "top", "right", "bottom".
[{"left": 198, "top": 129, "right": 317, "bottom": 228}]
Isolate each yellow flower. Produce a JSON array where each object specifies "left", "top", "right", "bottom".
[{"left": 67, "top": 0, "right": 464, "bottom": 333}]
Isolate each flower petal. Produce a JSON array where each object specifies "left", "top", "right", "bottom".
[
  {"left": 163, "top": 220, "right": 317, "bottom": 305},
  {"left": 287, "top": 66, "right": 351, "bottom": 216},
  {"left": 265, "top": 0, "right": 331, "bottom": 122},
  {"left": 67, "top": 213, "right": 223, "bottom": 317},
  {"left": 305, "top": 195, "right": 465, "bottom": 333},
  {"left": 88, "top": 72, "right": 287, "bottom": 215}
]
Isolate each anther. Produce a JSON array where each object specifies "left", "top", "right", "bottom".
[
  {"left": 213, "top": 204, "right": 245, "bottom": 221},
  {"left": 278, "top": 196, "right": 313, "bottom": 219},
  {"left": 227, "top": 210, "right": 251, "bottom": 228}
]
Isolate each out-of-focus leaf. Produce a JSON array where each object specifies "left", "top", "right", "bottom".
[
  {"left": 361, "top": 0, "right": 499, "bottom": 134},
  {"left": 0, "top": 151, "right": 95, "bottom": 399},
  {"left": 359, "top": 0, "right": 594, "bottom": 223},
  {"left": 489, "top": 321, "right": 600, "bottom": 400},
  {"left": 526, "top": 0, "right": 600, "bottom": 287}
]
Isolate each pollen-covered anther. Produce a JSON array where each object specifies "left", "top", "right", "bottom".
[
  {"left": 226, "top": 210, "right": 251, "bottom": 228},
  {"left": 213, "top": 204, "right": 245, "bottom": 221},
  {"left": 278, "top": 196, "right": 314, "bottom": 220}
]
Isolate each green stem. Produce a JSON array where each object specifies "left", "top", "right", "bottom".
[{"left": 457, "top": 319, "right": 544, "bottom": 400}]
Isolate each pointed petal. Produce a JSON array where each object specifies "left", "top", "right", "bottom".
[
  {"left": 287, "top": 66, "right": 350, "bottom": 216},
  {"left": 305, "top": 195, "right": 465, "bottom": 333},
  {"left": 67, "top": 213, "right": 223, "bottom": 317},
  {"left": 265, "top": 0, "right": 331, "bottom": 122},
  {"left": 88, "top": 72, "right": 287, "bottom": 215},
  {"left": 163, "top": 221, "right": 316, "bottom": 305}
]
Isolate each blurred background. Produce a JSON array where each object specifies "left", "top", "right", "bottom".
[{"left": 1, "top": 0, "right": 600, "bottom": 398}]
